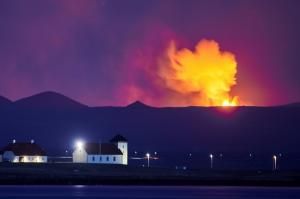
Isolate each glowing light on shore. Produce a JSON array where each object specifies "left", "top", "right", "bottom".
[{"left": 75, "top": 140, "right": 84, "bottom": 149}]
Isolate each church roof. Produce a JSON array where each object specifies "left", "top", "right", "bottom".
[
  {"left": 1, "top": 142, "right": 46, "bottom": 156},
  {"left": 84, "top": 143, "right": 123, "bottom": 155},
  {"left": 110, "top": 134, "right": 127, "bottom": 142}
]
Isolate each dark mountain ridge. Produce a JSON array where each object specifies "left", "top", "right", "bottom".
[
  {"left": 12, "top": 91, "right": 87, "bottom": 109},
  {"left": 0, "top": 96, "right": 12, "bottom": 106},
  {"left": 126, "top": 101, "right": 151, "bottom": 109},
  {"left": 282, "top": 102, "right": 300, "bottom": 107},
  {"left": 0, "top": 91, "right": 300, "bottom": 158}
]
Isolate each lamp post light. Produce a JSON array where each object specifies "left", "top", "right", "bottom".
[
  {"left": 273, "top": 155, "right": 277, "bottom": 170},
  {"left": 209, "top": 154, "right": 214, "bottom": 169},
  {"left": 146, "top": 153, "right": 150, "bottom": 168}
]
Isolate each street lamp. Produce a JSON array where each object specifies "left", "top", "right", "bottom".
[
  {"left": 273, "top": 155, "right": 277, "bottom": 170},
  {"left": 146, "top": 153, "right": 150, "bottom": 168},
  {"left": 209, "top": 154, "right": 214, "bottom": 169}
]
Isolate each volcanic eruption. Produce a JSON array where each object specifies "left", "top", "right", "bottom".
[{"left": 158, "top": 39, "right": 240, "bottom": 107}]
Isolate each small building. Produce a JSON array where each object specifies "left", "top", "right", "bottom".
[
  {"left": 73, "top": 134, "right": 128, "bottom": 165},
  {"left": 0, "top": 140, "right": 47, "bottom": 163}
]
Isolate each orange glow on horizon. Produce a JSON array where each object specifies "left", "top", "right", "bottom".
[{"left": 222, "top": 96, "right": 239, "bottom": 107}]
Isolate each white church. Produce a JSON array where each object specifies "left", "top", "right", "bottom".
[{"left": 73, "top": 134, "right": 128, "bottom": 165}]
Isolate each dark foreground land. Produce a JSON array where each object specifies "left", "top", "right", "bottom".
[{"left": 1, "top": 163, "right": 300, "bottom": 186}]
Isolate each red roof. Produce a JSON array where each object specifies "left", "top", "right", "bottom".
[
  {"left": 1, "top": 143, "right": 46, "bottom": 156},
  {"left": 84, "top": 143, "right": 122, "bottom": 155}
]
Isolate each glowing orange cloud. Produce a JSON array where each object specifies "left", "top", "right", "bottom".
[{"left": 158, "top": 39, "right": 240, "bottom": 106}]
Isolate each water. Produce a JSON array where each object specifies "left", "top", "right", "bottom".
[{"left": 0, "top": 186, "right": 300, "bottom": 199}]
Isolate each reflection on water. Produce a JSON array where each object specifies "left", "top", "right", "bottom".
[{"left": 0, "top": 186, "right": 300, "bottom": 199}]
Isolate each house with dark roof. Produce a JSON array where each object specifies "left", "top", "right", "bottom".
[
  {"left": 0, "top": 140, "right": 47, "bottom": 163},
  {"left": 73, "top": 134, "right": 128, "bottom": 165}
]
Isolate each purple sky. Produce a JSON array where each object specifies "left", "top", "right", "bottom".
[{"left": 0, "top": 0, "right": 299, "bottom": 106}]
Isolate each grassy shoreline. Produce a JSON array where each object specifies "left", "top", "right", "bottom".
[{"left": 1, "top": 163, "right": 300, "bottom": 186}]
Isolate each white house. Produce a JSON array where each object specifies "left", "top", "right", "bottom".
[
  {"left": 0, "top": 140, "right": 47, "bottom": 163},
  {"left": 73, "top": 134, "right": 128, "bottom": 165}
]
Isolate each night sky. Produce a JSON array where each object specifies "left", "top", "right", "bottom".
[{"left": 0, "top": 0, "right": 300, "bottom": 106}]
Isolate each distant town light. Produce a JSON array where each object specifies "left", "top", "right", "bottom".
[
  {"left": 146, "top": 153, "right": 150, "bottom": 168},
  {"left": 12, "top": 139, "right": 16, "bottom": 144},
  {"left": 209, "top": 154, "right": 214, "bottom": 169},
  {"left": 273, "top": 155, "right": 277, "bottom": 170},
  {"left": 31, "top": 139, "right": 35, "bottom": 144}
]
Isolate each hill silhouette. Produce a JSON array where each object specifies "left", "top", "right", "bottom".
[
  {"left": 0, "top": 91, "right": 299, "bottom": 160},
  {"left": 0, "top": 96, "right": 12, "bottom": 106},
  {"left": 13, "top": 91, "right": 87, "bottom": 109},
  {"left": 282, "top": 102, "right": 300, "bottom": 107},
  {"left": 126, "top": 101, "right": 150, "bottom": 109}
]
